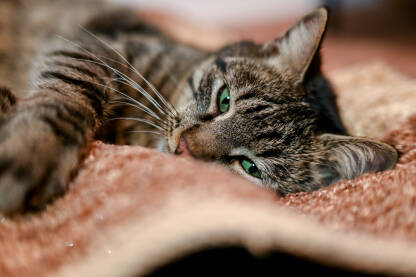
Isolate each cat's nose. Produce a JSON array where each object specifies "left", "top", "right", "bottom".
[
  {"left": 174, "top": 126, "right": 225, "bottom": 161},
  {"left": 174, "top": 135, "right": 192, "bottom": 156}
]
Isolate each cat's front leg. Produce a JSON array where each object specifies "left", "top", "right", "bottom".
[{"left": 0, "top": 91, "right": 96, "bottom": 214}]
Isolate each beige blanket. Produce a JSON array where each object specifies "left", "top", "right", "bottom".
[{"left": 1, "top": 62, "right": 416, "bottom": 276}]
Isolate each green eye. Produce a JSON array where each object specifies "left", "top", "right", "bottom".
[
  {"left": 240, "top": 158, "right": 261, "bottom": 179},
  {"left": 217, "top": 86, "right": 230, "bottom": 113}
]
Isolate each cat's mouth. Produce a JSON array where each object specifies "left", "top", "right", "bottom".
[{"left": 174, "top": 135, "right": 194, "bottom": 157}]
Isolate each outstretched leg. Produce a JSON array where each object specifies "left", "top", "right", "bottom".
[{"left": 0, "top": 19, "right": 134, "bottom": 214}]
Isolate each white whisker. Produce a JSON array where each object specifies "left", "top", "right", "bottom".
[
  {"left": 109, "top": 117, "right": 166, "bottom": 132},
  {"left": 79, "top": 27, "right": 178, "bottom": 117},
  {"left": 95, "top": 54, "right": 180, "bottom": 117},
  {"left": 97, "top": 55, "right": 178, "bottom": 117},
  {"left": 87, "top": 54, "right": 175, "bottom": 116},
  {"left": 101, "top": 76, "right": 167, "bottom": 119},
  {"left": 127, "top": 130, "right": 164, "bottom": 136},
  {"left": 109, "top": 100, "right": 169, "bottom": 126},
  {"left": 106, "top": 77, "right": 169, "bottom": 118},
  {"left": 87, "top": 78, "right": 162, "bottom": 121},
  {"left": 56, "top": 35, "right": 172, "bottom": 119}
]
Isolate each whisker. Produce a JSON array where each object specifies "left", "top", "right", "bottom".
[
  {"left": 100, "top": 78, "right": 165, "bottom": 119},
  {"left": 94, "top": 54, "right": 180, "bottom": 119},
  {"left": 97, "top": 54, "right": 180, "bottom": 118},
  {"left": 109, "top": 100, "right": 169, "bottom": 127},
  {"left": 85, "top": 54, "right": 174, "bottom": 117},
  {"left": 109, "top": 117, "right": 167, "bottom": 132},
  {"left": 57, "top": 54, "right": 169, "bottom": 118},
  {"left": 79, "top": 27, "right": 179, "bottom": 117},
  {"left": 81, "top": 76, "right": 172, "bottom": 128},
  {"left": 104, "top": 78, "right": 177, "bottom": 128},
  {"left": 106, "top": 77, "right": 170, "bottom": 119},
  {"left": 87, "top": 78, "right": 162, "bottom": 121},
  {"left": 127, "top": 130, "right": 164, "bottom": 136},
  {"left": 56, "top": 35, "right": 172, "bottom": 119},
  {"left": 98, "top": 53, "right": 179, "bottom": 87}
]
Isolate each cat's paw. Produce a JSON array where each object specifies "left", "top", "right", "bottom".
[
  {"left": 0, "top": 115, "right": 81, "bottom": 214},
  {"left": 0, "top": 170, "right": 68, "bottom": 214}
]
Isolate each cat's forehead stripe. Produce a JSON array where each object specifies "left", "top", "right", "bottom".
[
  {"left": 187, "top": 76, "right": 198, "bottom": 99},
  {"left": 215, "top": 57, "right": 227, "bottom": 73}
]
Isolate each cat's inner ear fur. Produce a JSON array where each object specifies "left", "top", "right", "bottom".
[
  {"left": 262, "top": 8, "right": 328, "bottom": 82},
  {"left": 317, "top": 134, "right": 398, "bottom": 186}
]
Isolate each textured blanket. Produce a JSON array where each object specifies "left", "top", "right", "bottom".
[{"left": 1, "top": 62, "right": 416, "bottom": 276}]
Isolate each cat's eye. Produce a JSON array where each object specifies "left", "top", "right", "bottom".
[
  {"left": 217, "top": 86, "right": 230, "bottom": 113},
  {"left": 240, "top": 158, "right": 261, "bottom": 179}
]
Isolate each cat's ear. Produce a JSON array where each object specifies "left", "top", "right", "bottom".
[
  {"left": 262, "top": 8, "right": 328, "bottom": 82},
  {"left": 317, "top": 134, "right": 398, "bottom": 186}
]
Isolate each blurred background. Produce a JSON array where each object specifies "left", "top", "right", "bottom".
[{"left": 111, "top": 0, "right": 416, "bottom": 77}]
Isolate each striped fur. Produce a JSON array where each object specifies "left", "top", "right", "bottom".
[
  {"left": 0, "top": 87, "right": 17, "bottom": 115},
  {"left": 0, "top": 5, "right": 397, "bottom": 213}
]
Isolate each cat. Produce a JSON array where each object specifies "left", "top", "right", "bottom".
[{"left": 0, "top": 1, "right": 397, "bottom": 214}]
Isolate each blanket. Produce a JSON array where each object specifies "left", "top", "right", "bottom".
[{"left": 1, "top": 62, "right": 416, "bottom": 277}]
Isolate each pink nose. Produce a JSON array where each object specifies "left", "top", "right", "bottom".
[{"left": 175, "top": 135, "right": 192, "bottom": 156}]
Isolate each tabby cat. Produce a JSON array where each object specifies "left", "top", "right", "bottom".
[{"left": 0, "top": 0, "right": 397, "bottom": 214}]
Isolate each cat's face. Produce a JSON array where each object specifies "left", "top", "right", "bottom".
[{"left": 165, "top": 8, "right": 397, "bottom": 194}]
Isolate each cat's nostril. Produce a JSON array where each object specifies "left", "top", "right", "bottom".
[
  {"left": 186, "top": 123, "right": 200, "bottom": 132},
  {"left": 175, "top": 135, "right": 192, "bottom": 157}
]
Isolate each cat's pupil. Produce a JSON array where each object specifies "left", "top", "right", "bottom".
[
  {"left": 240, "top": 159, "right": 261, "bottom": 178},
  {"left": 221, "top": 96, "right": 229, "bottom": 105},
  {"left": 248, "top": 164, "right": 257, "bottom": 174}
]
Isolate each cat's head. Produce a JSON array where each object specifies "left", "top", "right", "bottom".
[{"left": 166, "top": 8, "right": 397, "bottom": 194}]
